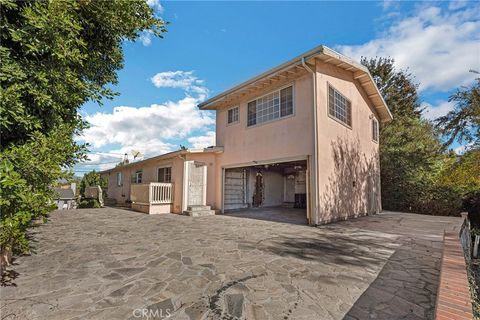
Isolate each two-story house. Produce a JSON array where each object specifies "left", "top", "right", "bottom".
[{"left": 99, "top": 45, "right": 392, "bottom": 225}]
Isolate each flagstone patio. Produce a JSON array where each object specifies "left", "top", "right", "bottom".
[{"left": 1, "top": 208, "right": 462, "bottom": 320}]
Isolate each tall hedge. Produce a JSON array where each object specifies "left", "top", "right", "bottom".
[{"left": 0, "top": 0, "right": 166, "bottom": 254}]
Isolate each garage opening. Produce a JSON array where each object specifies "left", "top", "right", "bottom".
[{"left": 223, "top": 160, "right": 308, "bottom": 224}]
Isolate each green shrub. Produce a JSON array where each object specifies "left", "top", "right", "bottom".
[
  {"left": 0, "top": 131, "right": 73, "bottom": 254},
  {"left": 78, "top": 198, "right": 101, "bottom": 209}
]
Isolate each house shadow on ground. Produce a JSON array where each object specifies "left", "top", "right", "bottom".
[{"left": 256, "top": 221, "right": 442, "bottom": 320}]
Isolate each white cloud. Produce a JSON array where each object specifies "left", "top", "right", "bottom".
[
  {"left": 448, "top": 1, "right": 468, "bottom": 11},
  {"left": 77, "top": 70, "right": 216, "bottom": 172},
  {"left": 380, "top": 0, "right": 400, "bottom": 11},
  {"left": 146, "top": 0, "right": 164, "bottom": 14},
  {"left": 139, "top": 31, "right": 153, "bottom": 46},
  {"left": 138, "top": 0, "right": 164, "bottom": 47},
  {"left": 337, "top": 3, "right": 480, "bottom": 92},
  {"left": 80, "top": 96, "right": 214, "bottom": 150},
  {"left": 151, "top": 70, "right": 209, "bottom": 98},
  {"left": 454, "top": 142, "right": 474, "bottom": 155},
  {"left": 422, "top": 100, "right": 455, "bottom": 121},
  {"left": 188, "top": 131, "right": 216, "bottom": 149}
]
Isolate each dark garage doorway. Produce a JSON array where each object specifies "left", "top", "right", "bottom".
[{"left": 223, "top": 159, "right": 308, "bottom": 224}]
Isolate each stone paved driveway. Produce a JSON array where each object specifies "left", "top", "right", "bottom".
[{"left": 1, "top": 208, "right": 462, "bottom": 320}]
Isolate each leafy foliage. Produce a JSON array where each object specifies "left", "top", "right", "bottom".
[
  {"left": 79, "top": 170, "right": 107, "bottom": 197},
  {"left": 436, "top": 75, "right": 480, "bottom": 146},
  {"left": 0, "top": 125, "right": 84, "bottom": 252},
  {"left": 0, "top": 0, "right": 167, "bottom": 147},
  {"left": 78, "top": 198, "right": 101, "bottom": 209},
  {"left": 361, "top": 57, "right": 422, "bottom": 119},
  {"left": 362, "top": 57, "right": 470, "bottom": 216},
  {"left": 0, "top": 0, "right": 166, "bottom": 254}
]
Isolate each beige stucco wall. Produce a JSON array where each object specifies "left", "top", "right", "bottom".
[
  {"left": 314, "top": 59, "right": 381, "bottom": 223},
  {"left": 101, "top": 156, "right": 185, "bottom": 214},
  {"left": 213, "top": 73, "right": 315, "bottom": 210}
]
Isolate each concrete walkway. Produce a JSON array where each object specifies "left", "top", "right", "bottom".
[{"left": 1, "top": 208, "right": 462, "bottom": 320}]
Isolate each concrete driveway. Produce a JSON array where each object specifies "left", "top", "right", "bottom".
[{"left": 1, "top": 208, "right": 462, "bottom": 320}]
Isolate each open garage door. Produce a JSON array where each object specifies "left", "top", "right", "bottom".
[
  {"left": 223, "top": 159, "right": 308, "bottom": 224},
  {"left": 224, "top": 169, "right": 248, "bottom": 210}
]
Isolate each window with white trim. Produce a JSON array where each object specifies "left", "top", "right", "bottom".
[
  {"left": 328, "top": 85, "right": 352, "bottom": 126},
  {"left": 116, "top": 172, "right": 122, "bottom": 187},
  {"left": 372, "top": 118, "right": 379, "bottom": 142},
  {"left": 227, "top": 107, "right": 239, "bottom": 124},
  {"left": 131, "top": 170, "right": 142, "bottom": 184},
  {"left": 158, "top": 167, "right": 172, "bottom": 183},
  {"left": 247, "top": 85, "right": 293, "bottom": 126}
]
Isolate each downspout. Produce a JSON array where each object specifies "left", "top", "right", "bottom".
[{"left": 302, "top": 57, "right": 319, "bottom": 226}]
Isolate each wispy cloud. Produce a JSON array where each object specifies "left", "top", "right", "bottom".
[
  {"left": 139, "top": 30, "right": 154, "bottom": 46},
  {"left": 151, "top": 70, "right": 209, "bottom": 98},
  {"left": 138, "top": 0, "right": 164, "bottom": 46},
  {"left": 188, "top": 131, "right": 216, "bottom": 149},
  {"left": 422, "top": 100, "right": 455, "bottom": 121},
  {"left": 77, "top": 71, "right": 215, "bottom": 171},
  {"left": 338, "top": 3, "right": 480, "bottom": 92},
  {"left": 454, "top": 142, "right": 474, "bottom": 155},
  {"left": 146, "top": 0, "right": 164, "bottom": 14}
]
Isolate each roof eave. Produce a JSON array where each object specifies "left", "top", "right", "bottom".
[
  {"left": 197, "top": 45, "right": 393, "bottom": 123},
  {"left": 97, "top": 147, "right": 224, "bottom": 174}
]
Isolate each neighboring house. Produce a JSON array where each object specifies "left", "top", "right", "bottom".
[
  {"left": 53, "top": 183, "right": 77, "bottom": 210},
  {"left": 99, "top": 45, "right": 392, "bottom": 225}
]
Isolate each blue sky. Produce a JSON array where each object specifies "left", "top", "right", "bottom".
[{"left": 76, "top": 0, "right": 480, "bottom": 174}]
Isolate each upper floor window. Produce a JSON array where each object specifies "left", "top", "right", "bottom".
[
  {"left": 247, "top": 85, "right": 293, "bottom": 126},
  {"left": 372, "top": 117, "right": 379, "bottom": 142},
  {"left": 116, "top": 172, "right": 122, "bottom": 187},
  {"left": 131, "top": 170, "right": 143, "bottom": 184},
  {"left": 158, "top": 167, "right": 172, "bottom": 183},
  {"left": 328, "top": 84, "right": 352, "bottom": 127},
  {"left": 227, "top": 107, "right": 239, "bottom": 124}
]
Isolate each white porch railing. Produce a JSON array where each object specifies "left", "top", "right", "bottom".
[{"left": 131, "top": 183, "right": 173, "bottom": 205}]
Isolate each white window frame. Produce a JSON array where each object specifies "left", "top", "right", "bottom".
[
  {"left": 327, "top": 83, "right": 352, "bottom": 128},
  {"left": 227, "top": 106, "right": 239, "bottom": 125},
  {"left": 116, "top": 172, "right": 122, "bottom": 187},
  {"left": 157, "top": 166, "right": 172, "bottom": 183},
  {"left": 372, "top": 117, "right": 379, "bottom": 143},
  {"left": 247, "top": 84, "right": 294, "bottom": 127},
  {"left": 132, "top": 170, "right": 143, "bottom": 184}
]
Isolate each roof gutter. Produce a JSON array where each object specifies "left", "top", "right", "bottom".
[{"left": 301, "top": 56, "right": 319, "bottom": 226}]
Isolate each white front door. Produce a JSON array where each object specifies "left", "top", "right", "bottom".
[{"left": 183, "top": 161, "right": 207, "bottom": 209}]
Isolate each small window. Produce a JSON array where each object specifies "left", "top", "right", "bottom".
[
  {"left": 247, "top": 85, "right": 294, "bottom": 126},
  {"left": 158, "top": 167, "right": 172, "bottom": 183},
  {"left": 372, "top": 118, "right": 379, "bottom": 142},
  {"left": 328, "top": 85, "right": 352, "bottom": 127},
  {"left": 227, "top": 107, "right": 239, "bottom": 124},
  {"left": 116, "top": 172, "right": 122, "bottom": 187},
  {"left": 131, "top": 170, "right": 143, "bottom": 184}
]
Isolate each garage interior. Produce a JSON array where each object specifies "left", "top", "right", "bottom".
[{"left": 224, "top": 160, "right": 308, "bottom": 224}]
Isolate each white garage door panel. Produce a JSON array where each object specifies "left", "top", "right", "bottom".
[{"left": 224, "top": 170, "right": 248, "bottom": 210}]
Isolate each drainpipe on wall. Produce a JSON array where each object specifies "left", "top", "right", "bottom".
[{"left": 302, "top": 57, "right": 319, "bottom": 226}]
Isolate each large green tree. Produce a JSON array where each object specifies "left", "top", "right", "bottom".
[
  {"left": 435, "top": 74, "right": 480, "bottom": 147},
  {"left": 361, "top": 57, "right": 456, "bottom": 215},
  {"left": 0, "top": 0, "right": 166, "bottom": 254}
]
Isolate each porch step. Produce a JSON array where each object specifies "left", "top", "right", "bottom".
[
  {"left": 187, "top": 205, "right": 211, "bottom": 211},
  {"left": 183, "top": 205, "right": 215, "bottom": 217}
]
